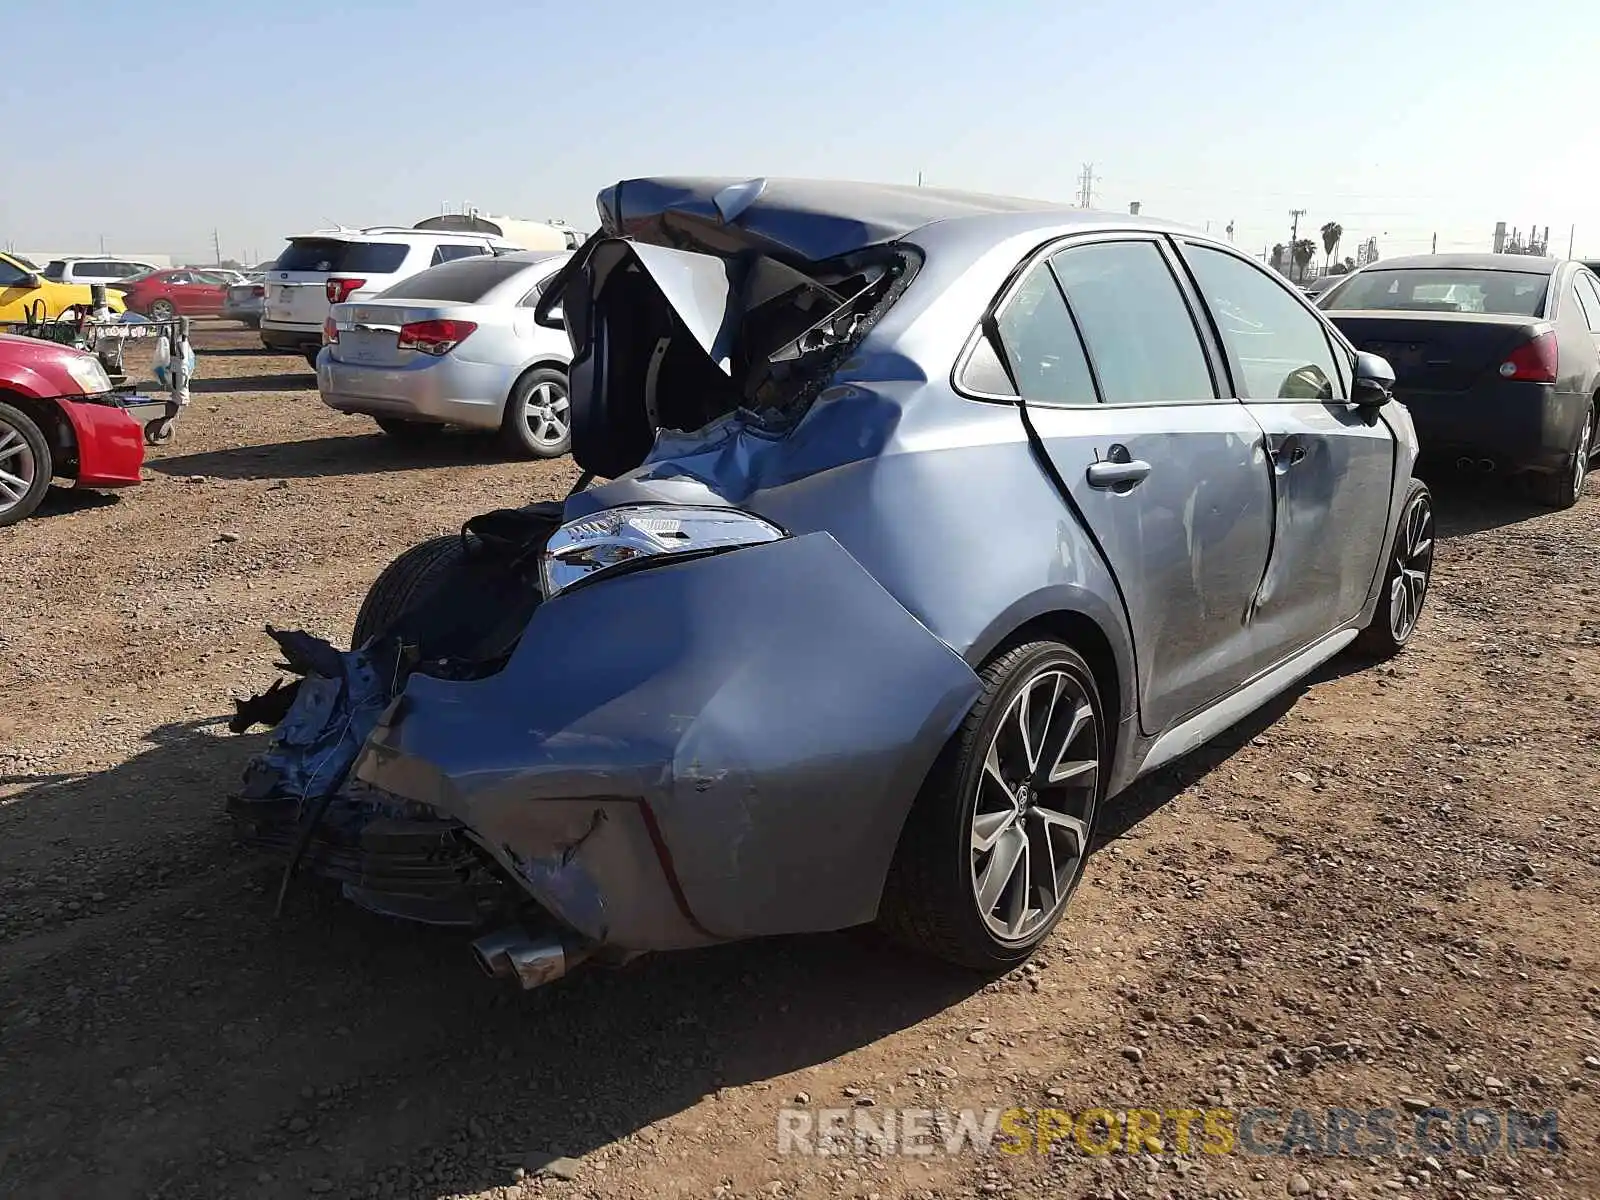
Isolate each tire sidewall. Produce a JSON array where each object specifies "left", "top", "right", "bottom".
[
  {"left": 0, "top": 401, "right": 53, "bottom": 527},
  {"left": 502, "top": 367, "right": 570, "bottom": 459},
  {"left": 945, "top": 642, "right": 1106, "bottom": 963}
]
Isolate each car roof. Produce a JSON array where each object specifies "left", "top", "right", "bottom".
[
  {"left": 1361, "top": 252, "right": 1562, "bottom": 275},
  {"left": 598, "top": 176, "right": 1195, "bottom": 262},
  {"left": 284, "top": 227, "right": 512, "bottom": 244}
]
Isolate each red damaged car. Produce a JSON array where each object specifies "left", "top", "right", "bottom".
[{"left": 0, "top": 334, "right": 164, "bottom": 525}]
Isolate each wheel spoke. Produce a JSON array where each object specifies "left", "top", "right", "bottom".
[
  {"left": 1033, "top": 807, "right": 1089, "bottom": 858},
  {"left": 976, "top": 825, "right": 1027, "bottom": 913},
  {"left": 981, "top": 739, "right": 1011, "bottom": 800},
  {"left": 1002, "top": 834, "right": 1034, "bottom": 937},
  {"left": 0, "top": 430, "right": 21, "bottom": 460},
  {"left": 1041, "top": 700, "right": 1095, "bottom": 786},
  {"left": 972, "top": 809, "right": 1013, "bottom": 853},
  {"left": 1409, "top": 536, "right": 1432, "bottom": 561}
]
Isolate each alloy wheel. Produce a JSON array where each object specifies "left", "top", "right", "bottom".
[
  {"left": 969, "top": 668, "right": 1100, "bottom": 942},
  {"left": 0, "top": 416, "right": 38, "bottom": 519},
  {"left": 149, "top": 300, "right": 175, "bottom": 320},
  {"left": 522, "top": 381, "right": 570, "bottom": 448},
  {"left": 1388, "top": 490, "right": 1434, "bottom": 643}
]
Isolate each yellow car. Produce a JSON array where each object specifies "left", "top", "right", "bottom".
[{"left": 0, "top": 252, "right": 126, "bottom": 322}]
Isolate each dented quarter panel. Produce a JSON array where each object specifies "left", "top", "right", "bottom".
[{"left": 353, "top": 532, "right": 982, "bottom": 949}]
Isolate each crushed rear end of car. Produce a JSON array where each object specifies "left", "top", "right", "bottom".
[{"left": 227, "top": 178, "right": 984, "bottom": 989}]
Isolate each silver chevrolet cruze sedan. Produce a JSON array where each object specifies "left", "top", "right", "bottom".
[
  {"left": 316, "top": 251, "right": 574, "bottom": 457},
  {"left": 235, "top": 179, "right": 1434, "bottom": 985}
]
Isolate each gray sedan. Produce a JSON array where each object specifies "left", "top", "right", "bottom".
[
  {"left": 231, "top": 177, "right": 1433, "bottom": 986},
  {"left": 316, "top": 251, "right": 574, "bottom": 457}
]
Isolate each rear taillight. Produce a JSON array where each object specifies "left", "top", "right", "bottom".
[
  {"left": 326, "top": 277, "right": 365, "bottom": 304},
  {"left": 322, "top": 316, "right": 339, "bottom": 346},
  {"left": 1498, "top": 330, "right": 1558, "bottom": 383},
  {"left": 251, "top": 284, "right": 265, "bottom": 297},
  {"left": 397, "top": 319, "right": 477, "bottom": 356}
]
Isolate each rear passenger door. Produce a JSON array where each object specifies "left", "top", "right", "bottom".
[
  {"left": 1178, "top": 241, "right": 1395, "bottom": 664},
  {"left": 971, "top": 235, "right": 1275, "bottom": 735}
]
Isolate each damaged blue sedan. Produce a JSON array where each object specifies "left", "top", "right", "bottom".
[{"left": 229, "top": 177, "right": 1434, "bottom": 988}]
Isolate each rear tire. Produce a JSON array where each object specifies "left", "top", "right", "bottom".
[
  {"left": 878, "top": 640, "right": 1105, "bottom": 971},
  {"left": 1355, "top": 478, "right": 1434, "bottom": 659},
  {"left": 147, "top": 299, "right": 176, "bottom": 321},
  {"left": 352, "top": 535, "right": 470, "bottom": 647},
  {"left": 0, "top": 400, "right": 52, "bottom": 527},
  {"left": 374, "top": 416, "right": 445, "bottom": 442},
  {"left": 1532, "top": 407, "right": 1594, "bottom": 509},
  {"left": 499, "top": 367, "right": 571, "bottom": 459}
]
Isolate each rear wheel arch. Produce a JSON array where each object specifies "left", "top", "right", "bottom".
[{"left": 983, "top": 610, "right": 1123, "bottom": 757}]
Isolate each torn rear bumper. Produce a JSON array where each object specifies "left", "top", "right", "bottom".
[{"left": 344, "top": 531, "right": 982, "bottom": 953}]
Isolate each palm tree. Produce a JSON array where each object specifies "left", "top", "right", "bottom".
[
  {"left": 1271, "top": 243, "right": 1288, "bottom": 274},
  {"left": 1320, "top": 221, "right": 1343, "bottom": 274},
  {"left": 1291, "top": 238, "right": 1317, "bottom": 281}
]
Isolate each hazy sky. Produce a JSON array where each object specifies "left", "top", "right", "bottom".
[{"left": 6, "top": 0, "right": 1598, "bottom": 264}]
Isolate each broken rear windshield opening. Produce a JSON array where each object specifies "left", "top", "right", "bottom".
[{"left": 1324, "top": 269, "right": 1550, "bottom": 318}]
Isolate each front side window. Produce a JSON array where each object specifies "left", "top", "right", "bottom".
[
  {"left": 0, "top": 257, "right": 33, "bottom": 287},
  {"left": 1183, "top": 244, "right": 1344, "bottom": 401},
  {"left": 1047, "top": 240, "right": 1215, "bottom": 404}
]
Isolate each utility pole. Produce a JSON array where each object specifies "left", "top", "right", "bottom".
[
  {"left": 1076, "top": 163, "right": 1098, "bottom": 209},
  {"left": 916, "top": 171, "right": 923, "bottom": 188},
  {"left": 1289, "top": 209, "right": 1306, "bottom": 279},
  {"left": 212, "top": 228, "right": 223, "bottom": 265},
  {"left": 1431, "top": 232, "right": 1437, "bottom": 254},
  {"left": 1570, "top": 225, "right": 1576, "bottom": 259},
  {"left": 99, "top": 234, "right": 107, "bottom": 254}
]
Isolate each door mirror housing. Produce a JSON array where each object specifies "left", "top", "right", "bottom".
[
  {"left": 21, "top": 272, "right": 42, "bottom": 289},
  {"left": 1351, "top": 350, "right": 1394, "bottom": 408}
]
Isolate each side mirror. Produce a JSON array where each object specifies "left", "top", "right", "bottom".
[
  {"left": 1351, "top": 351, "right": 1394, "bottom": 408},
  {"left": 22, "top": 272, "right": 41, "bottom": 289}
]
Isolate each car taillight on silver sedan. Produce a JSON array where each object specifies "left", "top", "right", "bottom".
[{"left": 396, "top": 319, "right": 477, "bottom": 356}]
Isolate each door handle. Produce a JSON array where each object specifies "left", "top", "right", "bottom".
[
  {"left": 1086, "top": 459, "right": 1153, "bottom": 489},
  {"left": 1271, "top": 445, "right": 1307, "bottom": 468}
]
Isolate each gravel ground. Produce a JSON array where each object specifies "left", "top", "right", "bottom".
[{"left": 1, "top": 323, "right": 1597, "bottom": 1200}]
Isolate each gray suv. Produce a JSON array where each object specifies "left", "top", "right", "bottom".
[{"left": 231, "top": 178, "right": 1433, "bottom": 985}]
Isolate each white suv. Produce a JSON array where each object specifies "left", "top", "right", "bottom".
[
  {"left": 41, "top": 257, "right": 160, "bottom": 286},
  {"left": 260, "top": 227, "right": 521, "bottom": 364}
]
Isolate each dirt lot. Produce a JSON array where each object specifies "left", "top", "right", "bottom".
[{"left": 2, "top": 323, "right": 1597, "bottom": 1200}]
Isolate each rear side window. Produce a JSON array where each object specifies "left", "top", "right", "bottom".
[
  {"left": 982, "top": 264, "right": 1098, "bottom": 404},
  {"left": 430, "top": 243, "right": 487, "bottom": 266},
  {"left": 274, "top": 239, "right": 409, "bottom": 274},
  {"left": 43, "top": 260, "right": 68, "bottom": 279},
  {"left": 1048, "top": 241, "right": 1215, "bottom": 404},
  {"left": 1183, "top": 245, "right": 1345, "bottom": 401},
  {"left": 1575, "top": 274, "right": 1600, "bottom": 333},
  {"left": 376, "top": 257, "right": 532, "bottom": 303}
]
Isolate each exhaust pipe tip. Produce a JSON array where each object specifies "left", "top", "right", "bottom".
[{"left": 470, "top": 927, "right": 594, "bottom": 990}]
